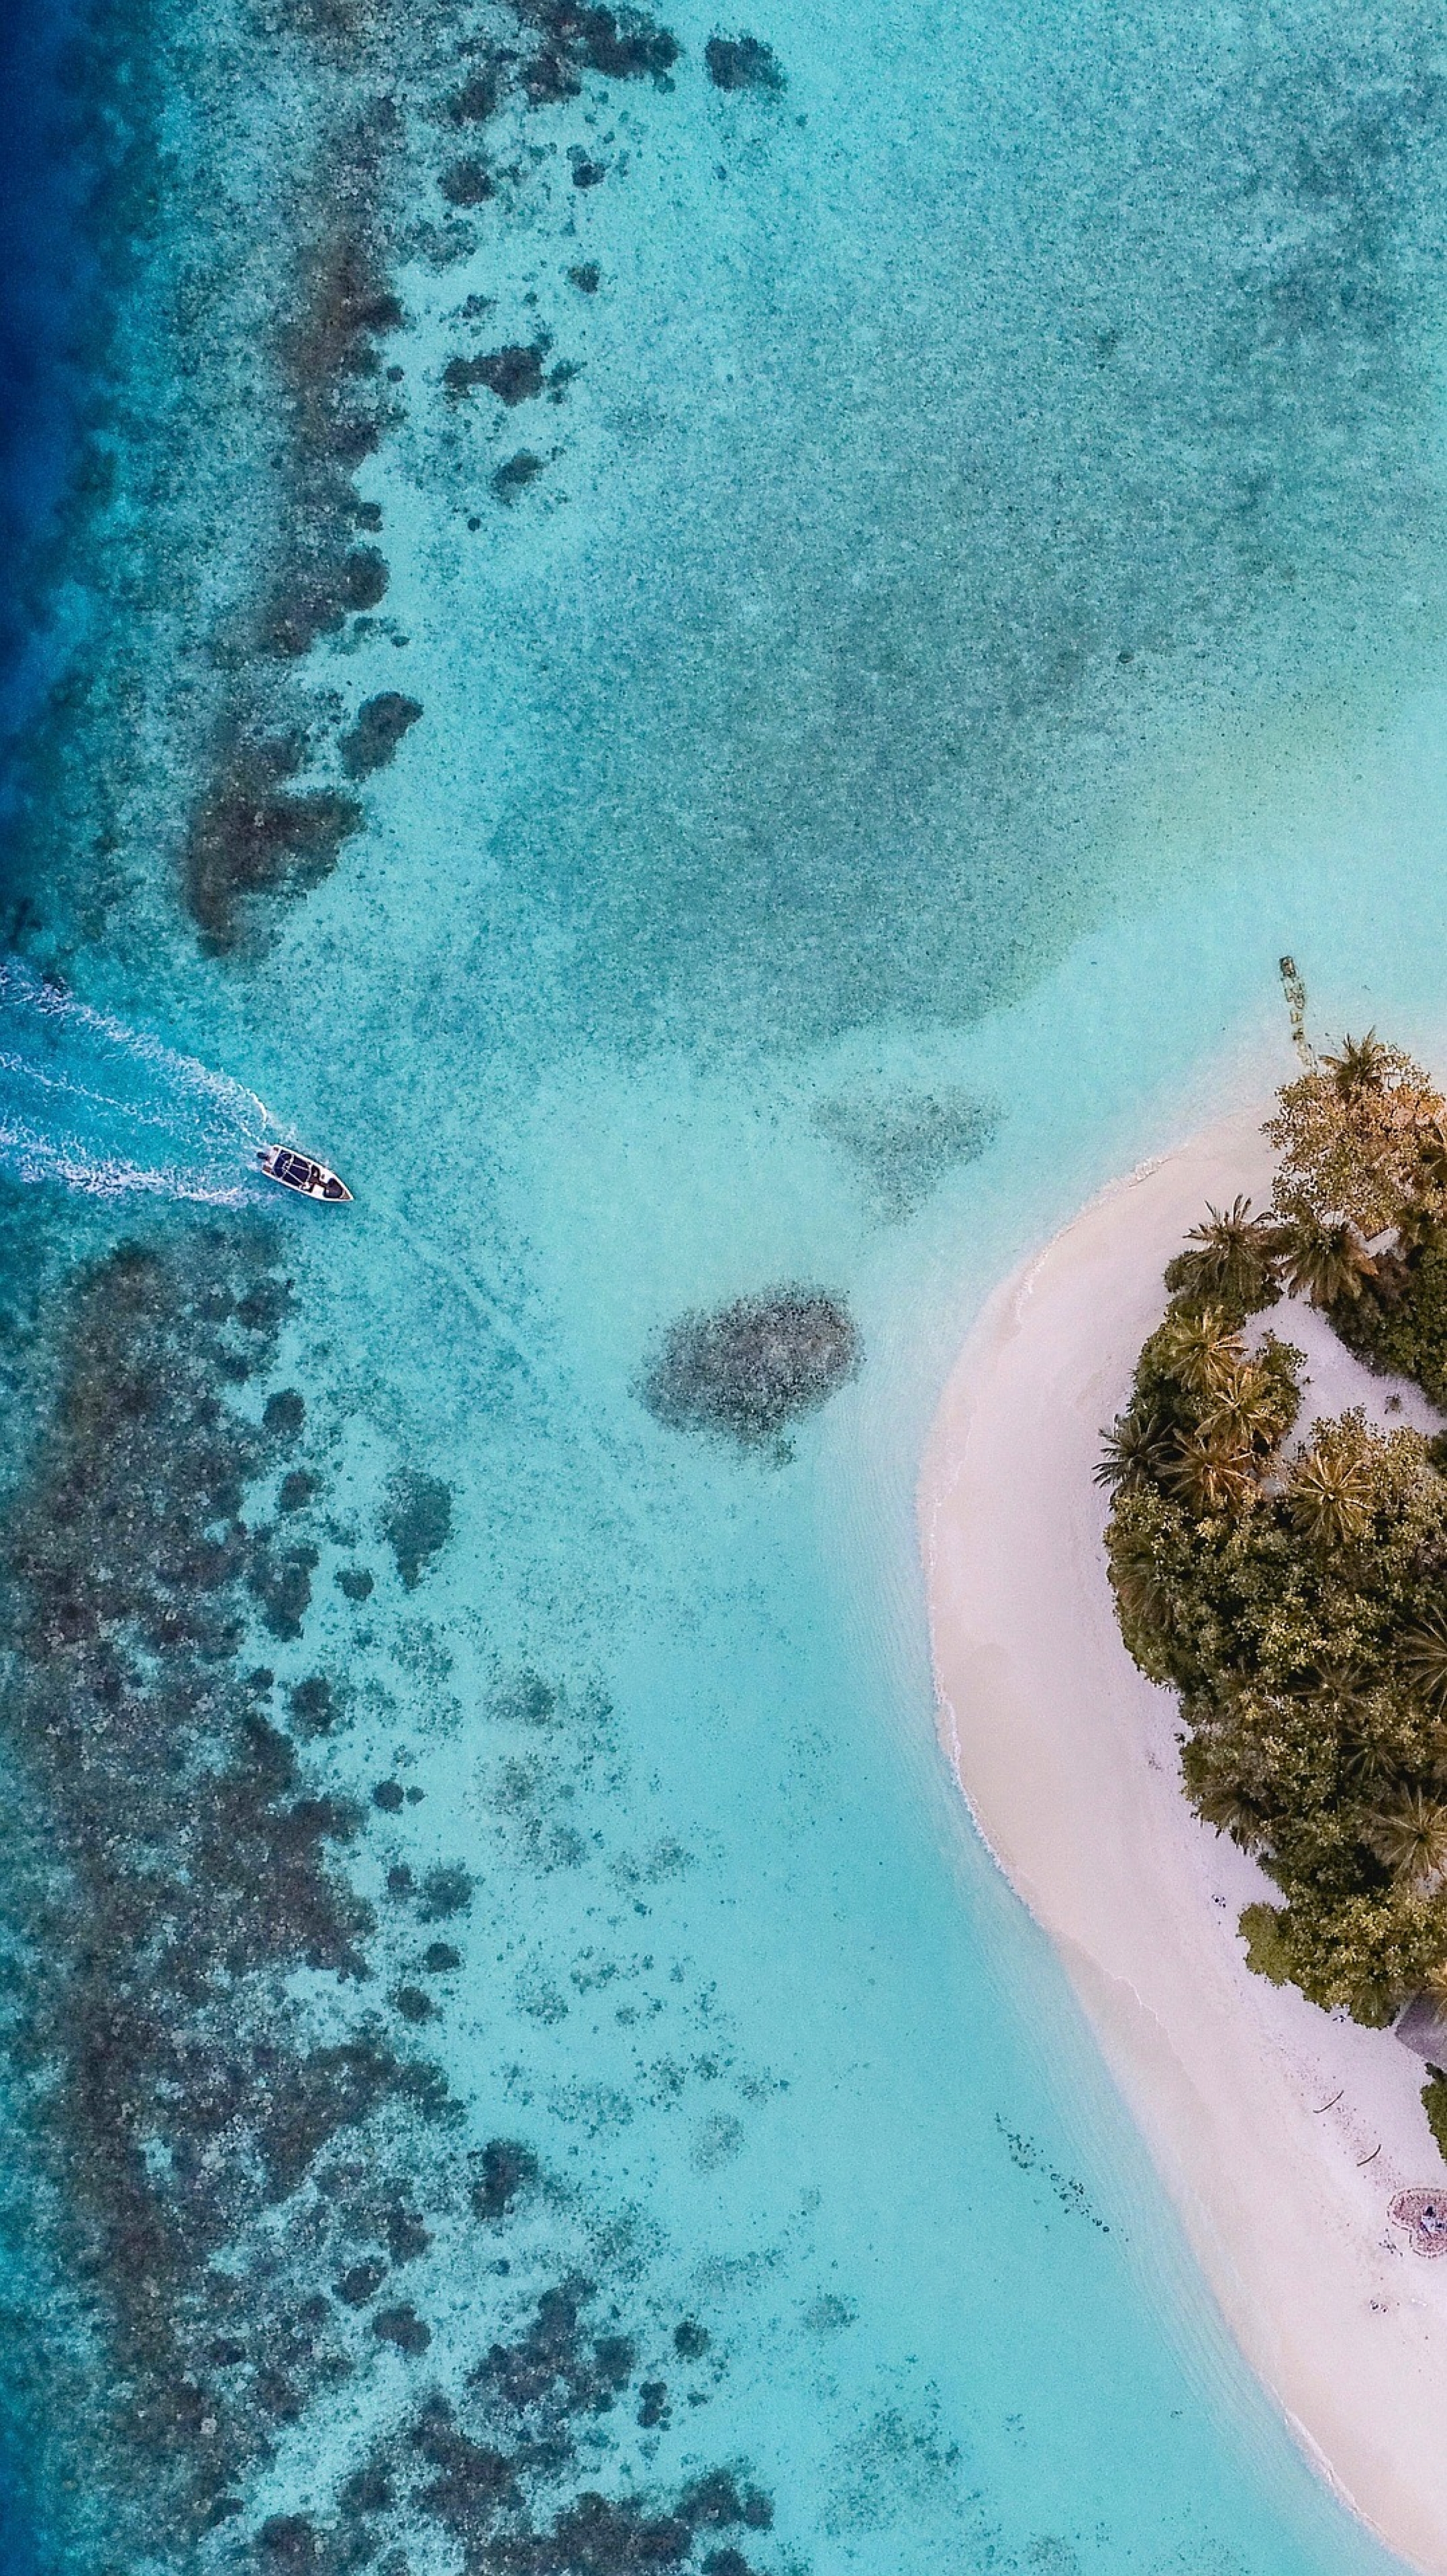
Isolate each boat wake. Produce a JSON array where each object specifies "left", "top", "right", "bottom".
[{"left": 0, "top": 963, "right": 271, "bottom": 1205}]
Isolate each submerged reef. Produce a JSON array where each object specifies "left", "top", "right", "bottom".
[
  {"left": 167, "top": 0, "right": 684, "bottom": 955},
  {"left": 641, "top": 1288, "right": 860, "bottom": 1452},
  {"left": 0, "top": 1236, "right": 412, "bottom": 2545},
  {"left": 703, "top": 32, "right": 783, "bottom": 90},
  {"left": 813, "top": 1090, "right": 999, "bottom": 1222},
  {"left": 0, "top": 1224, "right": 780, "bottom": 2570},
  {"left": 380, "top": 1468, "right": 454, "bottom": 1589},
  {"left": 339, "top": 692, "right": 424, "bottom": 779},
  {"left": 185, "top": 733, "right": 363, "bottom": 950},
  {"left": 0, "top": 1229, "right": 440, "bottom": 2548},
  {"left": 509, "top": 0, "right": 680, "bottom": 95},
  {"left": 445, "top": 343, "right": 549, "bottom": 405}
]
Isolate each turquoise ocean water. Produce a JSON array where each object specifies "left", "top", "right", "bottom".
[{"left": 9, "top": 0, "right": 1447, "bottom": 2569}]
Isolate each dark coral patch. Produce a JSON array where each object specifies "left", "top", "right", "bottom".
[
  {"left": 417, "top": 1861, "right": 473, "bottom": 1922},
  {"left": 339, "top": 690, "right": 423, "bottom": 778},
  {"left": 513, "top": 0, "right": 680, "bottom": 84},
  {"left": 380, "top": 1468, "right": 453, "bottom": 1589},
  {"left": 641, "top": 1287, "right": 860, "bottom": 1451},
  {"left": 266, "top": 544, "right": 390, "bottom": 658},
  {"left": 183, "top": 738, "right": 363, "bottom": 952},
  {"left": 249, "top": 1536, "right": 319, "bottom": 1640},
  {"left": 0, "top": 1231, "right": 464, "bottom": 2549},
  {"left": 172, "top": 119, "right": 409, "bottom": 950},
  {"left": 289, "top": 1674, "right": 337, "bottom": 1736},
  {"left": 704, "top": 30, "right": 783, "bottom": 87},
  {"left": 242, "top": 2254, "right": 773, "bottom": 2576},
  {"left": 472, "top": 2277, "right": 635, "bottom": 2420},
  {"left": 263, "top": 1388, "right": 306, "bottom": 1440},
  {"left": 258, "top": 2514, "right": 320, "bottom": 2568},
  {"left": 470, "top": 2138, "right": 540, "bottom": 2221},
  {"left": 448, "top": 64, "right": 504, "bottom": 123},
  {"left": 445, "top": 343, "right": 548, "bottom": 404},
  {"left": 280, "top": 208, "right": 403, "bottom": 473},
  {"left": 441, "top": 157, "right": 495, "bottom": 206},
  {"left": 568, "top": 261, "right": 601, "bottom": 292},
  {"left": 680, "top": 2472, "right": 772, "bottom": 2530},
  {"left": 393, "top": 1984, "right": 438, "bottom": 2023},
  {"left": 493, "top": 449, "right": 545, "bottom": 501},
  {"left": 337, "top": 2259, "right": 388, "bottom": 2308},
  {"left": 373, "top": 2303, "right": 432, "bottom": 2356}
]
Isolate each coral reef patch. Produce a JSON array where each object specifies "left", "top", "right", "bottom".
[
  {"left": 0, "top": 1228, "right": 443, "bottom": 2549},
  {"left": 704, "top": 32, "right": 783, "bottom": 90},
  {"left": 168, "top": 0, "right": 681, "bottom": 952},
  {"left": 339, "top": 691, "right": 424, "bottom": 779},
  {"left": 184, "top": 735, "right": 363, "bottom": 952},
  {"left": 641, "top": 1287, "right": 860, "bottom": 1452},
  {"left": 379, "top": 1468, "right": 454, "bottom": 1589},
  {"left": 0, "top": 1224, "right": 781, "bottom": 2571},
  {"left": 814, "top": 1090, "right": 999, "bottom": 1221}
]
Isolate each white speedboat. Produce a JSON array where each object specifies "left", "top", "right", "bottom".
[{"left": 256, "top": 1144, "right": 352, "bottom": 1203}]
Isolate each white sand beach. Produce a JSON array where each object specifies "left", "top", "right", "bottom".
[{"left": 920, "top": 1110, "right": 1447, "bottom": 2573}]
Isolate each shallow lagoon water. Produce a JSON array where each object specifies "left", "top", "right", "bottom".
[{"left": 10, "top": 0, "right": 1447, "bottom": 2568}]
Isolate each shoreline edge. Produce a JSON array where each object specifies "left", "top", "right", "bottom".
[{"left": 920, "top": 1107, "right": 1447, "bottom": 2575}]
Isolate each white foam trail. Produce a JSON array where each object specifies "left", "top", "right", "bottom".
[
  {"left": 0, "top": 967, "right": 269, "bottom": 1129},
  {"left": 0, "top": 962, "right": 270, "bottom": 1206},
  {"left": 0, "top": 1050, "right": 194, "bottom": 1134},
  {"left": 0, "top": 1121, "right": 250, "bottom": 1205}
]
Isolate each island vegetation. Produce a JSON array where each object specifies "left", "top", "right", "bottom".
[{"left": 1099, "top": 996, "right": 1447, "bottom": 2085}]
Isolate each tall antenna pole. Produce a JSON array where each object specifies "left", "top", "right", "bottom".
[{"left": 1279, "top": 955, "right": 1313, "bottom": 1068}]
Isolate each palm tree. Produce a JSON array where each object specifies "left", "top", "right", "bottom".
[
  {"left": 1194, "top": 1779, "right": 1268, "bottom": 1852},
  {"left": 1365, "top": 1787, "right": 1447, "bottom": 1887},
  {"left": 1275, "top": 1208, "right": 1377, "bottom": 1308},
  {"left": 1287, "top": 1436, "right": 1374, "bottom": 1551},
  {"left": 1155, "top": 1307, "right": 1246, "bottom": 1398},
  {"left": 1322, "top": 1031, "right": 1393, "bottom": 1100},
  {"left": 1163, "top": 1427, "right": 1257, "bottom": 1518},
  {"left": 1340, "top": 1725, "right": 1397, "bottom": 1799},
  {"left": 1108, "top": 1544, "right": 1174, "bottom": 1637},
  {"left": 1402, "top": 1609, "right": 1447, "bottom": 1714},
  {"left": 1199, "top": 1356, "right": 1293, "bottom": 1456},
  {"left": 1094, "top": 1402, "right": 1174, "bottom": 1493},
  {"left": 1169, "top": 1196, "right": 1280, "bottom": 1310}
]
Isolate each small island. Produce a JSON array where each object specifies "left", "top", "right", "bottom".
[
  {"left": 1100, "top": 1007, "right": 1447, "bottom": 2165},
  {"left": 921, "top": 1000, "right": 1447, "bottom": 2573}
]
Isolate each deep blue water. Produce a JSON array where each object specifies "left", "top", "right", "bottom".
[{"left": 0, "top": 0, "right": 91, "bottom": 767}]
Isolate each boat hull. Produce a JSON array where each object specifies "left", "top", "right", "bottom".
[{"left": 256, "top": 1145, "right": 352, "bottom": 1202}]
